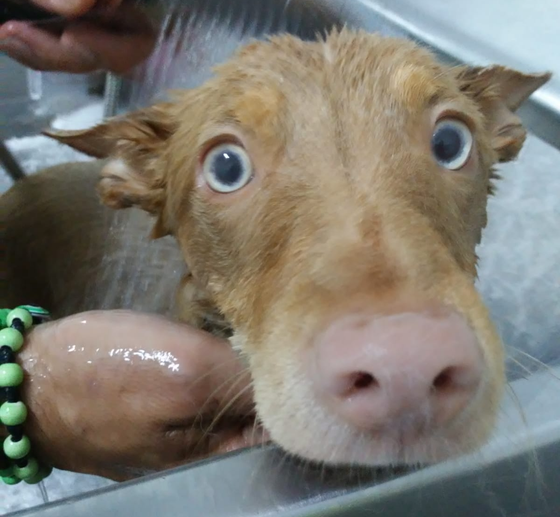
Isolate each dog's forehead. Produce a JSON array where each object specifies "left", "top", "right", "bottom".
[
  {"left": 320, "top": 35, "right": 453, "bottom": 112},
  {"left": 210, "top": 32, "right": 461, "bottom": 139}
]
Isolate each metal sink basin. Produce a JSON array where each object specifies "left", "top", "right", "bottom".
[{"left": 2, "top": 0, "right": 560, "bottom": 515}]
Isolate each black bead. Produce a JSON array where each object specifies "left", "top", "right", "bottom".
[
  {"left": 6, "top": 425, "right": 23, "bottom": 442},
  {"left": 0, "top": 346, "right": 14, "bottom": 365},
  {"left": 3, "top": 387, "right": 19, "bottom": 403},
  {"left": 0, "top": 452, "right": 11, "bottom": 470},
  {"left": 10, "top": 319, "right": 25, "bottom": 334},
  {"left": 13, "top": 456, "right": 29, "bottom": 468}
]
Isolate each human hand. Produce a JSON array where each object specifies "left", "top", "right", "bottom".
[
  {"left": 9, "top": 310, "right": 265, "bottom": 482},
  {"left": 0, "top": 1, "right": 156, "bottom": 73}
]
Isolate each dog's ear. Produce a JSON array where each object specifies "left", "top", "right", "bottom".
[
  {"left": 456, "top": 66, "right": 551, "bottom": 162},
  {"left": 44, "top": 102, "right": 177, "bottom": 218}
]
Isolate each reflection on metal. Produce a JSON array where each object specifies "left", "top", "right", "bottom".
[{"left": 103, "top": 73, "right": 123, "bottom": 119}]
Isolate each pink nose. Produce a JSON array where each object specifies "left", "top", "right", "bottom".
[{"left": 311, "top": 304, "right": 482, "bottom": 433}]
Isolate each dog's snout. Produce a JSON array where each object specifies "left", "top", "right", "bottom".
[{"left": 310, "top": 302, "right": 483, "bottom": 434}]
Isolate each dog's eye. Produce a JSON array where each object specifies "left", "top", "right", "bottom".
[
  {"left": 431, "top": 118, "right": 473, "bottom": 170},
  {"left": 202, "top": 144, "right": 253, "bottom": 193}
]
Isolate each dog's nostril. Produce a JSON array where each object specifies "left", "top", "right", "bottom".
[
  {"left": 353, "top": 372, "right": 378, "bottom": 390},
  {"left": 432, "top": 367, "right": 455, "bottom": 392}
]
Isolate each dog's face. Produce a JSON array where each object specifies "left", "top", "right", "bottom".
[{"left": 48, "top": 30, "right": 550, "bottom": 467}]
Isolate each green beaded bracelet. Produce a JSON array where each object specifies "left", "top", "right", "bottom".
[{"left": 1, "top": 306, "right": 52, "bottom": 486}]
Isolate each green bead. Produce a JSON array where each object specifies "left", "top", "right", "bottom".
[
  {"left": 24, "top": 473, "right": 42, "bottom": 485},
  {"left": 3, "top": 435, "right": 31, "bottom": 459},
  {"left": 0, "top": 328, "right": 24, "bottom": 352},
  {"left": 25, "top": 465, "right": 52, "bottom": 485},
  {"left": 0, "top": 309, "right": 10, "bottom": 328},
  {"left": 0, "top": 401, "right": 27, "bottom": 426},
  {"left": 7, "top": 308, "right": 33, "bottom": 330},
  {"left": 14, "top": 457, "right": 39, "bottom": 480},
  {"left": 0, "top": 466, "right": 13, "bottom": 477},
  {"left": 0, "top": 363, "right": 24, "bottom": 387},
  {"left": 2, "top": 475, "right": 21, "bottom": 485}
]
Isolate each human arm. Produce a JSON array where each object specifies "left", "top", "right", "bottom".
[{"left": 2, "top": 309, "right": 263, "bottom": 482}]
